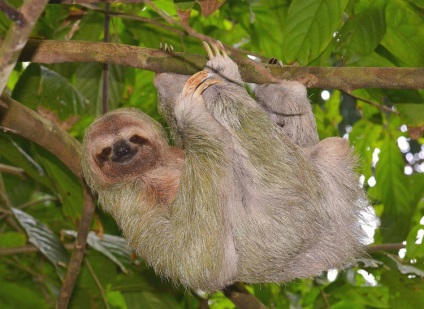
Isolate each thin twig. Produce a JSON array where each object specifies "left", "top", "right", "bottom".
[
  {"left": 86, "top": 258, "right": 110, "bottom": 309},
  {"left": 368, "top": 243, "right": 405, "bottom": 253},
  {"left": 0, "top": 163, "right": 25, "bottom": 178},
  {"left": 0, "top": 243, "right": 74, "bottom": 256},
  {"left": 347, "top": 91, "right": 400, "bottom": 115},
  {"left": 319, "top": 287, "right": 331, "bottom": 309}
]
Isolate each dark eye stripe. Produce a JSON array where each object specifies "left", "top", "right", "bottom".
[
  {"left": 97, "top": 147, "right": 112, "bottom": 161},
  {"left": 130, "top": 135, "right": 147, "bottom": 145}
]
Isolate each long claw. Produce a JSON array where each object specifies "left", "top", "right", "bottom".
[
  {"left": 212, "top": 42, "right": 221, "bottom": 56},
  {"left": 203, "top": 41, "right": 214, "bottom": 59},
  {"left": 182, "top": 71, "right": 209, "bottom": 96},
  {"left": 216, "top": 41, "right": 227, "bottom": 58},
  {"left": 194, "top": 79, "right": 221, "bottom": 97}
]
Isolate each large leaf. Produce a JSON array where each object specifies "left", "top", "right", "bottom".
[
  {"left": 282, "top": 0, "right": 349, "bottom": 64},
  {"left": 381, "top": 0, "right": 424, "bottom": 66},
  {"left": 0, "top": 134, "right": 52, "bottom": 191},
  {"left": 349, "top": 120, "right": 383, "bottom": 179},
  {"left": 336, "top": 0, "right": 387, "bottom": 64},
  {"left": 12, "top": 208, "right": 70, "bottom": 276},
  {"left": 33, "top": 146, "right": 83, "bottom": 222},
  {"left": 374, "top": 134, "right": 413, "bottom": 241},
  {"left": 75, "top": 63, "right": 125, "bottom": 115},
  {"left": 394, "top": 104, "right": 424, "bottom": 127},
  {"left": 381, "top": 259, "right": 424, "bottom": 308},
  {"left": 12, "top": 64, "right": 86, "bottom": 120},
  {"left": 236, "top": 0, "right": 289, "bottom": 58},
  {"left": 314, "top": 90, "right": 342, "bottom": 139},
  {"left": 0, "top": 281, "right": 48, "bottom": 309},
  {"left": 332, "top": 286, "right": 390, "bottom": 308}
]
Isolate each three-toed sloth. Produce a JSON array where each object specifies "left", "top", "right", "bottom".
[{"left": 82, "top": 42, "right": 370, "bottom": 292}]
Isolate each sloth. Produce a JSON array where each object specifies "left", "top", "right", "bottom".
[{"left": 82, "top": 42, "right": 370, "bottom": 292}]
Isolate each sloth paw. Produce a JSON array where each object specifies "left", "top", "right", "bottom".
[{"left": 202, "top": 41, "right": 242, "bottom": 84}]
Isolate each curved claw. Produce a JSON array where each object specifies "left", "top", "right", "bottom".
[
  {"left": 182, "top": 71, "right": 221, "bottom": 99},
  {"left": 194, "top": 79, "right": 221, "bottom": 97},
  {"left": 182, "top": 71, "right": 208, "bottom": 97},
  {"left": 203, "top": 41, "right": 214, "bottom": 59},
  {"left": 203, "top": 40, "right": 228, "bottom": 59}
]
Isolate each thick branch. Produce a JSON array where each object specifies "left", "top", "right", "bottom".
[
  {"left": 0, "top": 0, "right": 49, "bottom": 94},
  {"left": 0, "top": 95, "right": 82, "bottom": 177},
  {"left": 14, "top": 39, "right": 424, "bottom": 92},
  {"left": 0, "top": 96, "right": 95, "bottom": 308}
]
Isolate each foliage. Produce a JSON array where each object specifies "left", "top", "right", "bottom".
[{"left": 0, "top": 0, "right": 424, "bottom": 308}]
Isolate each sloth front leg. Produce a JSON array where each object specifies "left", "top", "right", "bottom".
[{"left": 171, "top": 71, "right": 238, "bottom": 291}]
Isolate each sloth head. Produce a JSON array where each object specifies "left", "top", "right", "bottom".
[{"left": 81, "top": 108, "right": 169, "bottom": 190}]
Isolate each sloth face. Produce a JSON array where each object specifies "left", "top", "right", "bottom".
[{"left": 82, "top": 110, "right": 165, "bottom": 186}]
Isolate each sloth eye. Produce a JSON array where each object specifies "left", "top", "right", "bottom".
[
  {"left": 129, "top": 135, "right": 147, "bottom": 145},
  {"left": 97, "top": 147, "right": 112, "bottom": 161}
]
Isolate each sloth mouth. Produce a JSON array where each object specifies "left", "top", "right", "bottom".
[{"left": 111, "top": 140, "right": 138, "bottom": 163}]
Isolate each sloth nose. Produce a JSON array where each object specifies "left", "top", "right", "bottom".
[{"left": 112, "top": 140, "right": 134, "bottom": 162}]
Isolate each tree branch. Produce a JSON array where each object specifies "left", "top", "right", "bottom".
[
  {"left": 368, "top": 243, "right": 405, "bottom": 253},
  {"left": 0, "top": 95, "right": 82, "bottom": 177},
  {"left": 0, "top": 96, "right": 96, "bottom": 308},
  {"left": 0, "top": 0, "right": 49, "bottom": 94},
  {"left": 12, "top": 39, "right": 424, "bottom": 92}
]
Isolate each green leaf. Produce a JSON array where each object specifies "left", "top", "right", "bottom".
[
  {"left": 128, "top": 71, "right": 161, "bottom": 121},
  {"left": 75, "top": 63, "right": 125, "bottom": 115},
  {"left": 0, "top": 281, "right": 48, "bottom": 309},
  {"left": 106, "top": 290, "right": 128, "bottom": 309},
  {"left": 336, "top": 0, "right": 386, "bottom": 64},
  {"left": 282, "top": 0, "right": 349, "bottom": 64},
  {"left": 333, "top": 286, "right": 390, "bottom": 308},
  {"left": 11, "top": 208, "right": 70, "bottom": 276},
  {"left": 0, "top": 232, "right": 26, "bottom": 248},
  {"left": 0, "top": 134, "right": 52, "bottom": 191},
  {"left": 315, "top": 90, "right": 343, "bottom": 139},
  {"left": 394, "top": 104, "right": 424, "bottom": 127},
  {"left": 381, "top": 0, "right": 424, "bottom": 66},
  {"left": 238, "top": 1, "right": 289, "bottom": 58},
  {"left": 124, "top": 291, "right": 180, "bottom": 309},
  {"left": 33, "top": 147, "right": 83, "bottom": 221},
  {"left": 374, "top": 134, "right": 412, "bottom": 242},
  {"left": 349, "top": 119, "right": 383, "bottom": 178},
  {"left": 12, "top": 64, "right": 86, "bottom": 120},
  {"left": 406, "top": 224, "right": 424, "bottom": 258}
]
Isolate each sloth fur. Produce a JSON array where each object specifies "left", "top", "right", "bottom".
[{"left": 81, "top": 42, "right": 370, "bottom": 292}]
